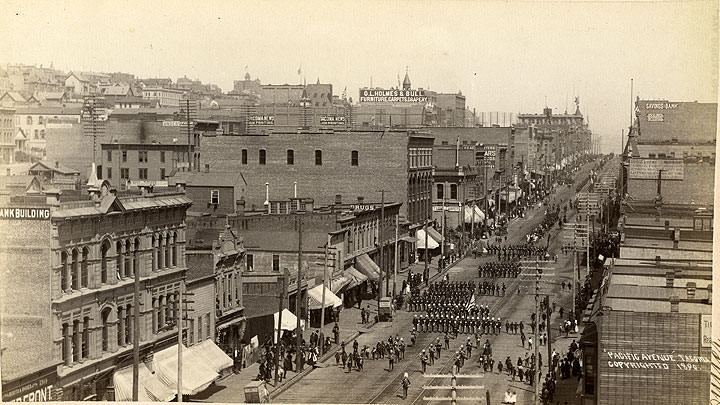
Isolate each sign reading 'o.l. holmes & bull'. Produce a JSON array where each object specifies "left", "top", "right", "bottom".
[
  {"left": 359, "top": 89, "right": 428, "bottom": 103},
  {"left": 0, "top": 207, "right": 51, "bottom": 220}
]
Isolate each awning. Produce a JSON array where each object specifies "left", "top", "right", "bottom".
[
  {"left": 307, "top": 284, "right": 343, "bottom": 309},
  {"left": 274, "top": 308, "right": 305, "bottom": 332},
  {"left": 186, "top": 340, "right": 233, "bottom": 374},
  {"left": 217, "top": 315, "right": 247, "bottom": 331},
  {"left": 399, "top": 236, "right": 419, "bottom": 243},
  {"left": 345, "top": 266, "right": 368, "bottom": 289},
  {"left": 415, "top": 229, "right": 440, "bottom": 250},
  {"left": 113, "top": 363, "right": 176, "bottom": 402},
  {"left": 426, "top": 227, "right": 444, "bottom": 243},
  {"left": 152, "top": 344, "right": 218, "bottom": 396},
  {"left": 329, "top": 275, "right": 350, "bottom": 294},
  {"left": 463, "top": 205, "right": 485, "bottom": 223},
  {"left": 355, "top": 253, "right": 380, "bottom": 280}
]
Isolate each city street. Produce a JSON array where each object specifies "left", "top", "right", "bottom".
[{"left": 273, "top": 165, "right": 591, "bottom": 404}]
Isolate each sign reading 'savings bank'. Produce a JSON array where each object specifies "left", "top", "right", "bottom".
[
  {"left": 0, "top": 207, "right": 52, "bottom": 220},
  {"left": 359, "top": 89, "right": 428, "bottom": 103}
]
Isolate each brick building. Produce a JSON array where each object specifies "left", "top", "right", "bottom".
[
  {"left": 0, "top": 107, "right": 15, "bottom": 163},
  {"left": 171, "top": 170, "right": 247, "bottom": 217},
  {"left": 202, "top": 129, "right": 434, "bottom": 231},
  {"left": 0, "top": 174, "right": 212, "bottom": 401},
  {"left": 622, "top": 98, "right": 717, "bottom": 207}
]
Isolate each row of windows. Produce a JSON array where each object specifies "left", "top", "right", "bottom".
[
  {"left": 436, "top": 184, "right": 459, "bottom": 200},
  {"left": 107, "top": 150, "right": 166, "bottom": 163},
  {"left": 107, "top": 167, "right": 158, "bottom": 180},
  {"left": 58, "top": 233, "right": 179, "bottom": 295},
  {"left": 240, "top": 149, "right": 359, "bottom": 166}
]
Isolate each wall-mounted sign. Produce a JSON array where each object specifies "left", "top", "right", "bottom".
[
  {"left": 127, "top": 180, "right": 169, "bottom": 188},
  {"left": 248, "top": 115, "right": 275, "bottom": 126},
  {"left": 359, "top": 89, "right": 427, "bottom": 103},
  {"left": 647, "top": 113, "right": 664, "bottom": 122},
  {"left": 604, "top": 350, "right": 710, "bottom": 372},
  {"left": 320, "top": 115, "right": 346, "bottom": 125},
  {"left": 352, "top": 204, "right": 379, "bottom": 212},
  {"left": 2, "top": 369, "right": 56, "bottom": 402},
  {"left": 701, "top": 314, "right": 711, "bottom": 348},
  {"left": 628, "top": 159, "right": 684, "bottom": 180},
  {"left": 0, "top": 207, "right": 51, "bottom": 220},
  {"left": 162, "top": 121, "right": 190, "bottom": 127},
  {"left": 645, "top": 102, "right": 679, "bottom": 110}
]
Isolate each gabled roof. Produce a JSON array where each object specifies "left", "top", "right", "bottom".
[
  {"left": 28, "top": 160, "right": 80, "bottom": 175},
  {"left": 0, "top": 91, "right": 26, "bottom": 102},
  {"left": 0, "top": 175, "right": 42, "bottom": 194},
  {"left": 14, "top": 128, "right": 27, "bottom": 141},
  {"left": 37, "top": 91, "right": 66, "bottom": 101},
  {"left": 66, "top": 72, "right": 90, "bottom": 83},
  {"left": 100, "top": 84, "right": 132, "bottom": 96},
  {"left": 52, "top": 192, "right": 192, "bottom": 219}
]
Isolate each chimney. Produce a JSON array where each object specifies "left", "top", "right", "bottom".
[
  {"left": 664, "top": 220, "right": 670, "bottom": 230},
  {"left": 335, "top": 194, "right": 342, "bottom": 205},
  {"left": 655, "top": 255, "right": 661, "bottom": 264},
  {"left": 264, "top": 182, "right": 270, "bottom": 214},
  {"left": 669, "top": 295, "right": 679, "bottom": 312},
  {"left": 665, "top": 271, "right": 675, "bottom": 287},
  {"left": 294, "top": 182, "right": 297, "bottom": 198},
  {"left": 686, "top": 282, "right": 696, "bottom": 298},
  {"left": 357, "top": 196, "right": 364, "bottom": 204},
  {"left": 45, "top": 189, "right": 62, "bottom": 207},
  {"left": 235, "top": 199, "right": 245, "bottom": 216},
  {"left": 55, "top": 161, "right": 59, "bottom": 168},
  {"left": 205, "top": 163, "right": 210, "bottom": 173}
]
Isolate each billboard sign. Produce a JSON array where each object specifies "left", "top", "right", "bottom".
[
  {"left": 359, "top": 88, "right": 427, "bottom": 103},
  {"left": 248, "top": 115, "right": 275, "bottom": 126},
  {"left": 0, "top": 207, "right": 51, "bottom": 220},
  {"left": 320, "top": 115, "right": 346, "bottom": 125},
  {"left": 628, "top": 159, "right": 684, "bottom": 180}
]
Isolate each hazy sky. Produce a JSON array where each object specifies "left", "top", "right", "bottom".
[{"left": 1, "top": 0, "right": 718, "bottom": 153}]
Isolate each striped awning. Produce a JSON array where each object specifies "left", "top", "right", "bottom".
[
  {"left": 329, "top": 275, "right": 351, "bottom": 294},
  {"left": 345, "top": 266, "right": 368, "bottom": 289},
  {"left": 426, "top": 226, "right": 444, "bottom": 243},
  {"left": 355, "top": 253, "right": 380, "bottom": 280}
]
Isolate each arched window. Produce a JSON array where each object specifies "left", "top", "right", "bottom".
[
  {"left": 100, "top": 241, "right": 109, "bottom": 283},
  {"left": 61, "top": 251, "right": 68, "bottom": 292},
  {"left": 101, "top": 308, "right": 111, "bottom": 351},
  {"left": 450, "top": 184, "right": 458, "bottom": 200},
  {"left": 117, "top": 307, "right": 124, "bottom": 347},
  {"left": 72, "top": 319, "right": 80, "bottom": 362},
  {"left": 116, "top": 241, "right": 123, "bottom": 279},
  {"left": 157, "top": 235, "right": 164, "bottom": 269},
  {"left": 125, "top": 304, "right": 132, "bottom": 344},
  {"left": 172, "top": 232, "right": 178, "bottom": 267},
  {"left": 82, "top": 316, "right": 90, "bottom": 359},
  {"left": 133, "top": 238, "right": 140, "bottom": 277},
  {"left": 71, "top": 249, "right": 79, "bottom": 290},
  {"left": 61, "top": 323, "right": 70, "bottom": 365},
  {"left": 165, "top": 234, "right": 171, "bottom": 268},
  {"left": 125, "top": 240, "right": 132, "bottom": 277},
  {"left": 151, "top": 235, "right": 157, "bottom": 271},
  {"left": 81, "top": 247, "right": 89, "bottom": 288}
]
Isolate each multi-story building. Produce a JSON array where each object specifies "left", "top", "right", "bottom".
[
  {"left": 141, "top": 87, "right": 184, "bottom": 108},
  {"left": 432, "top": 143, "right": 481, "bottom": 233},
  {"left": 13, "top": 105, "right": 82, "bottom": 159},
  {"left": 231, "top": 72, "right": 262, "bottom": 96},
  {"left": 202, "top": 129, "right": 434, "bottom": 232},
  {"left": 0, "top": 176, "right": 202, "bottom": 401},
  {"left": 172, "top": 171, "right": 247, "bottom": 217},
  {"left": 0, "top": 107, "right": 15, "bottom": 163}
]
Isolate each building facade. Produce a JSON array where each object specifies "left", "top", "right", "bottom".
[{"left": 0, "top": 107, "right": 15, "bottom": 163}]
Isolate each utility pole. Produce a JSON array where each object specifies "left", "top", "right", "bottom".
[
  {"left": 296, "top": 214, "right": 303, "bottom": 373},
  {"left": 380, "top": 190, "right": 387, "bottom": 296},
  {"left": 177, "top": 279, "right": 185, "bottom": 403},
  {"left": 275, "top": 268, "right": 288, "bottom": 386},
  {"left": 320, "top": 235, "right": 329, "bottom": 356},
  {"left": 441, "top": 195, "right": 446, "bottom": 269},
  {"left": 424, "top": 218, "right": 429, "bottom": 285},
  {"left": 132, "top": 238, "right": 141, "bottom": 401},
  {"left": 460, "top": 181, "right": 465, "bottom": 256},
  {"left": 393, "top": 213, "right": 399, "bottom": 299}
]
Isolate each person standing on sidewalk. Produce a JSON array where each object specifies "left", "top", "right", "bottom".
[
  {"left": 401, "top": 373, "right": 411, "bottom": 399},
  {"left": 333, "top": 322, "right": 340, "bottom": 344}
]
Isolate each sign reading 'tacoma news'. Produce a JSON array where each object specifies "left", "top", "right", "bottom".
[{"left": 359, "top": 89, "right": 428, "bottom": 103}]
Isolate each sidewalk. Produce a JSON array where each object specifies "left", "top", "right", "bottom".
[{"left": 194, "top": 305, "right": 376, "bottom": 403}]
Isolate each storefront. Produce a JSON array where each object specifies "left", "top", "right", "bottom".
[{"left": 2, "top": 365, "right": 59, "bottom": 402}]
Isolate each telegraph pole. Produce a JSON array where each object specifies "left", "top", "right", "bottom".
[
  {"left": 393, "top": 213, "right": 399, "bottom": 299},
  {"left": 132, "top": 239, "right": 141, "bottom": 401},
  {"left": 441, "top": 195, "right": 446, "bottom": 268},
  {"left": 424, "top": 218, "right": 429, "bottom": 285},
  {"left": 320, "top": 235, "right": 329, "bottom": 356},
  {"left": 177, "top": 279, "right": 185, "bottom": 402},
  {"left": 379, "top": 190, "right": 387, "bottom": 296},
  {"left": 296, "top": 214, "right": 303, "bottom": 373},
  {"left": 275, "top": 268, "right": 288, "bottom": 385}
]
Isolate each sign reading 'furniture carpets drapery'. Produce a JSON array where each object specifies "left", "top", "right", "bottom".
[
  {"left": 604, "top": 351, "right": 710, "bottom": 372},
  {"left": 0, "top": 207, "right": 51, "bottom": 220},
  {"left": 628, "top": 159, "right": 684, "bottom": 180},
  {"left": 359, "top": 89, "right": 428, "bottom": 103}
]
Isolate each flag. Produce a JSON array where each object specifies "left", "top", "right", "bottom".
[{"left": 466, "top": 294, "right": 476, "bottom": 310}]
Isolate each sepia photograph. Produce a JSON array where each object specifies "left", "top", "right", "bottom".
[{"left": 0, "top": 1, "right": 718, "bottom": 404}]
